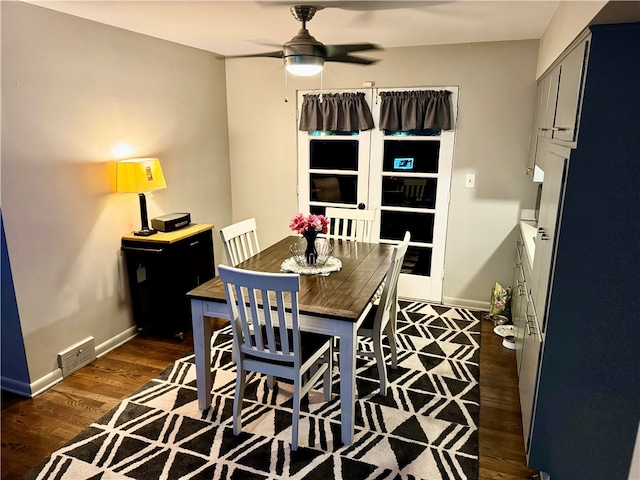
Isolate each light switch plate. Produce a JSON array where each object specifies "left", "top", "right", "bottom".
[{"left": 465, "top": 173, "right": 476, "bottom": 188}]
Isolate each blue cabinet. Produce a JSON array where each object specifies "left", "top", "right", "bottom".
[{"left": 525, "top": 23, "right": 640, "bottom": 480}]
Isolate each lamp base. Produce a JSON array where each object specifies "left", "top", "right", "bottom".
[{"left": 133, "top": 228, "right": 158, "bottom": 237}]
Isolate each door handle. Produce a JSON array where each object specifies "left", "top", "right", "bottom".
[{"left": 358, "top": 203, "right": 366, "bottom": 210}]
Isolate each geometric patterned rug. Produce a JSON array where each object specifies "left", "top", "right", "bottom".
[{"left": 23, "top": 301, "right": 482, "bottom": 480}]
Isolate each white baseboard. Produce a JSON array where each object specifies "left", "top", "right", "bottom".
[
  {"left": 96, "top": 326, "right": 138, "bottom": 358},
  {"left": 441, "top": 296, "right": 490, "bottom": 311},
  {"left": 30, "top": 369, "right": 64, "bottom": 397},
  {"left": 2, "top": 327, "right": 139, "bottom": 399}
]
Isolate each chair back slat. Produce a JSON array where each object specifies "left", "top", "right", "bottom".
[
  {"left": 219, "top": 265, "right": 299, "bottom": 364},
  {"left": 325, "top": 207, "right": 376, "bottom": 242},
  {"left": 220, "top": 218, "right": 261, "bottom": 266}
]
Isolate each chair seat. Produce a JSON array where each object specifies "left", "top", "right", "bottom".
[{"left": 250, "top": 327, "right": 332, "bottom": 365}]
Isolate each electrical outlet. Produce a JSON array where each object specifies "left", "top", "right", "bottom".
[{"left": 465, "top": 173, "right": 476, "bottom": 188}]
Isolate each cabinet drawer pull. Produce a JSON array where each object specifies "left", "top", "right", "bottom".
[
  {"left": 525, "top": 315, "right": 533, "bottom": 335},
  {"left": 122, "top": 246, "right": 165, "bottom": 253},
  {"left": 190, "top": 240, "right": 200, "bottom": 247}
]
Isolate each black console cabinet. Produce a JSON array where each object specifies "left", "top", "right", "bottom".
[{"left": 122, "top": 224, "right": 214, "bottom": 340}]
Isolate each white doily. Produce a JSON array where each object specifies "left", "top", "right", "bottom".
[{"left": 280, "top": 256, "right": 342, "bottom": 275}]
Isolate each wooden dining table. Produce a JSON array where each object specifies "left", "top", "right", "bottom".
[{"left": 187, "top": 235, "right": 393, "bottom": 446}]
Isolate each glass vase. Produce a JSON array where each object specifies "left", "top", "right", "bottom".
[{"left": 303, "top": 230, "right": 318, "bottom": 265}]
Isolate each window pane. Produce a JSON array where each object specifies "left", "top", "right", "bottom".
[
  {"left": 383, "top": 140, "right": 440, "bottom": 173},
  {"left": 310, "top": 140, "right": 359, "bottom": 170},
  {"left": 403, "top": 246, "right": 432, "bottom": 276},
  {"left": 382, "top": 177, "right": 437, "bottom": 208},
  {"left": 310, "top": 174, "right": 357, "bottom": 204},
  {"left": 380, "top": 211, "right": 434, "bottom": 243}
]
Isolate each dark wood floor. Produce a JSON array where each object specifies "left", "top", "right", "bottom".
[{"left": 1, "top": 316, "right": 537, "bottom": 479}]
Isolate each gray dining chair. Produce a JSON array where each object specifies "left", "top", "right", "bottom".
[
  {"left": 220, "top": 218, "right": 261, "bottom": 266},
  {"left": 357, "top": 231, "right": 411, "bottom": 396},
  {"left": 325, "top": 207, "right": 376, "bottom": 242},
  {"left": 218, "top": 264, "right": 333, "bottom": 451}
]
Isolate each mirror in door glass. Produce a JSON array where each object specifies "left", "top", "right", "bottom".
[
  {"left": 383, "top": 140, "right": 440, "bottom": 173},
  {"left": 382, "top": 177, "right": 437, "bottom": 208}
]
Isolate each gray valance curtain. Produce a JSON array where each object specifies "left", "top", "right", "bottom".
[
  {"left": 379, "top": 90, "right": 453, "bottom": 131},
  {"left": 298, "top": 92, "right": 375, "bottom": 132}
]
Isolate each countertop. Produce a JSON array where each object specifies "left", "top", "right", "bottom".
[
  {"left": 519, "top": 220, "right": 536, "bottom": 270},
  {"left": 122, "top": 223, "right": 214, "bottom": 244}
]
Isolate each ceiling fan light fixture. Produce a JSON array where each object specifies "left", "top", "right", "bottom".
[{"left": 284, "top": 55, "right": 324, "bottom": 76}]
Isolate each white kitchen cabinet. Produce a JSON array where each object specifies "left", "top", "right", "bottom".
[
  {"left": 530, "top": 145, "right": 568, "bottom": 331},
  {"left": 519, "top": 295, "right": 542, "bottom": 452},
  {"left": 526, "top": 32, "right": 590, "bottom": 177},
  {"left": 553, "top": 37, "right": 589, "bottom": 143},
  {"left": 538, "top": 67, "right": 560, "bottom": 139}
]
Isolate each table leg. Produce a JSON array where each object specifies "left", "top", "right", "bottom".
[
  {"left": 338, "top": 321, "right": 358, "bottom": 445},
  {"left": 191, "top": 299, "right": 212, "bottom": 411}
]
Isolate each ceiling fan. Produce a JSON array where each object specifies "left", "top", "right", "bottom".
[{"left": 230, "top": 5, "right": 381, "bottom": 76}]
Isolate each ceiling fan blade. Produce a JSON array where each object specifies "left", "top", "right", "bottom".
[
  {"left": 252, "top": 40, "right": 284, "bottom": 48},
  {"left": 226, "top": 50, "right": 284, "bottom": 59},
  {"left": 324, "top": 43, "right": 382, "bottom": 57},
  {"left": 325, "top": 55, "right": 379, "bottom": 65}
]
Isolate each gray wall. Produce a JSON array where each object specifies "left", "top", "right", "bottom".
[
  {"left": 225, "top": 40, "right": 540, "bottom": 307},
  {"left": 1, "top": 2, "right": 232, "bottom": 393}
]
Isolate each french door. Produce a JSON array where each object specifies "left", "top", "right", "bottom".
[{"left": 297, "top": 87, "right": 458, "bottom": 302}]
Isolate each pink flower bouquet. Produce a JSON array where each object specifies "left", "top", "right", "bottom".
[{"left": 289, "top": 213, "right": 329, "bottom": 235}]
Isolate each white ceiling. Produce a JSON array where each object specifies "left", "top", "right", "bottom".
[{"left": 26, "top": 1, "right": 565, "bottom": 57}]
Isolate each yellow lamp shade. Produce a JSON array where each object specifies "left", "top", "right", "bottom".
[{"left": 116, "top": 158, "right": 167, "bottom": 193}]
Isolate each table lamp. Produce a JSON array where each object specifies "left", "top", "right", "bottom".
[{"left": 116, "top": 158, "right": 167, "bottom": 236}]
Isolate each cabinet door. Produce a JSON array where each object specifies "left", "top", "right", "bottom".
[
  {"left": 526, "top": 81, "right": 545, "bottom": 173},
  {"left": 553, "top": 37, "right": 590, "bottom": 142},
  {"left": 519, "top": 296, "right": 543, "bottom": 453},
  {"left": 539, "top": 67, "right": 560, "bottom": 139},
  {"left": 531, "top": 148, "right": 568, "bottom": 330}
]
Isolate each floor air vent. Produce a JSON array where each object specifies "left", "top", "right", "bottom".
[{"left": 58, "top": 337, "right": 96, "bottom": 377}]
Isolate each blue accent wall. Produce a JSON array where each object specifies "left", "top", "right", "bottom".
[{"left": 1, "top": 212, "right": 31, "bottom": 389}]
